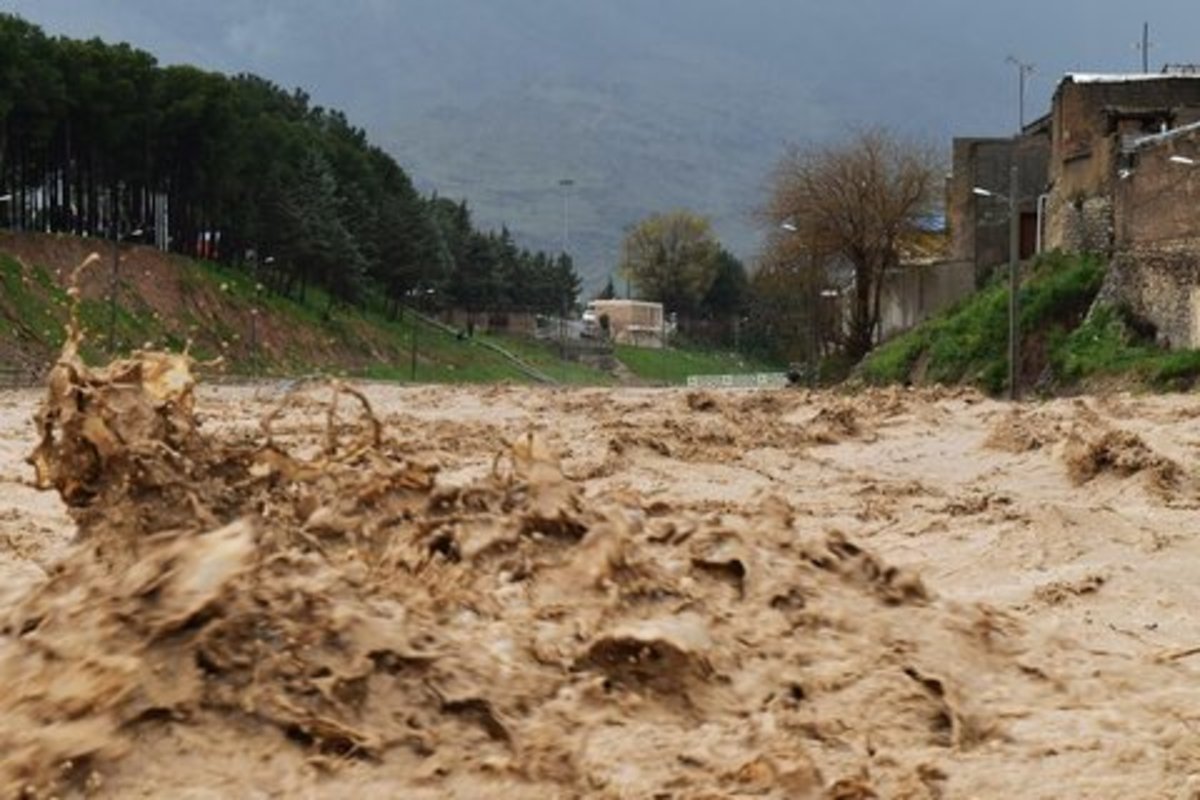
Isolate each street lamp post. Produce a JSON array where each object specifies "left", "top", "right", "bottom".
[
  {"left": 249, "top": 307, "right": 259, "bottom": 374},
  {"left": 1007, "top": 164, "right": 1019, "bottom": 400},
  {"left": 410, "top": 297, "right": 419, "bottom": 381},
  {"left": 108, "top": 184, "right": 125, "bottom": 354},
  {"left": 973, "top": 162, "right": 1021, "bottom": 400},
  {"left": 558, "top": 178, "right": 574, "bottom": 254},
  {"left": 781, "top": 220, "right": 821, "bottom": 388},
  {"left": 558, "top": 178, "right": 575, "bottom": 354}
]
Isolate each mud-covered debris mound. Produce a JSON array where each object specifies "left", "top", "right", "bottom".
[
  {"left": 2, "top": 337, "right": 1052, "bottom": 798},
  {"left": 984, "top": 409, "right": 1065, "bottom": 453},
  {"left": 1063, "top": 426, "right": 1183, "bottom": 492}
]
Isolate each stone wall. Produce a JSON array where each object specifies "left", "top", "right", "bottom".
[
  {"left": 1044, "top": 194, "right": 1113, "bottom": 255},
  {"left": 1105, "top": 129, "right": 1200, "bottom": 347},
  {"left": 1043, "top": 75, "right": 1200, "bottom": 254},
  {"left": 1104, "top": 244, "right": 1200, "bottom": 348}
]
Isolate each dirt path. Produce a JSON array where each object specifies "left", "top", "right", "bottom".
[{"left": 3, "top": 378, "right": 1200, "bottom": 798}]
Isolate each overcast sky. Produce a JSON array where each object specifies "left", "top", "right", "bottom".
[{"left": 4, "top": 1, "right": 1199, "bottom": 278}]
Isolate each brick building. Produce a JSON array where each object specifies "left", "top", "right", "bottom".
[
  {"left": 1106, "top": 122, "right": 1200, "bottom": 346},
  {"left": 947, "top": 69, "right": 1200, "bottom": 349},
  {"left": 946, "top": 117, "right": 1050, "bottom": 284},
  {"left": 1043, "top": 72, "right": 1200, "bottom": 254}
]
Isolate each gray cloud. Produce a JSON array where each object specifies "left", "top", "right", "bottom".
[{"left": 2, "top": 0, "right": 1197, "bottom": 284}]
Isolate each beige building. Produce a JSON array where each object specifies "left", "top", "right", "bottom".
[{"left": 584, "top": 300, "right": 666, "bottom": 348}]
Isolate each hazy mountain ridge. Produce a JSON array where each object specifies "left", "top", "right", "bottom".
[{"left": 8, "top": 0, "right": 1196, "bottom": 289}]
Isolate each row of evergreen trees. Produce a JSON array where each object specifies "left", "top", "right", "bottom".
[{"left": 0, "top": 14, "right": 579, "bottom": 316}]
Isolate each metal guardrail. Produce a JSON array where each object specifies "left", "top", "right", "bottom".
[
  {"left": 685, "top": 372, "right": 791, "bottom": 389},
  {"left": 407, "top": 309, "right": 558, "bottom": 385},
  {"left": 0, "top": 365, "right": 42, "bottom": 388}
]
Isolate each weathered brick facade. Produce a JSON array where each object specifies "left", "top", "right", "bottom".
[
  {"left": 946, "top": 123, "right": 1049, "bottom": 284},
  {"left": 1106, "top": 124, "right": 1200, "bottom": 347},
  {"left": 1045, "top": 194, "right": 1113, "bottom": 255},
  {"left": 1044, "top": 74, "right": 1200, "bottom": 253},
  {"left": 949, "top": 72, "right": 1200, "bottom": 349}
]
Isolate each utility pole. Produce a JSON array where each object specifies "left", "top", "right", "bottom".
[
  {"left": 1007, "top": 163, "right": 1020, "bottom": 401},
  {"left": 1006, "top": 56, "right": 1035, "bottom": 132},
  {"left": 809, "top": 245, "right": 820, "bottom": 389},
  {"left": 558, "top": 178, "right": 574, "bottom": 354},
  {"left": 107, "top": 182, "right": 122, "bottom": 353},
  {"left": 410, "top": 293, "right": 419, "bottom": 381},
  {"left": 558, "top": 178, "right": 574, "bottom": 254}
]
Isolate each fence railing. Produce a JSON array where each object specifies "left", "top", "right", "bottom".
[{"left": 0, "top": 365, "right": 41, "bottom": 388}]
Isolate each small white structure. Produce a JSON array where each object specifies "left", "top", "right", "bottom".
[{"left": 583, "top": 299, "right": 666, "bottom": 348}]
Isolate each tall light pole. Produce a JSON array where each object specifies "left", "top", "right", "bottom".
[
  {"left": 108, "top": 183, "right": 123, "bottom": 353},
  {"left": 973, "top": 162, "right": 1021, "bottom": 400},
  {"left": 781, "top": 220, "right": 821, "bottom": 388},
  {"left": 558, "top": 178, "right": 574, "bottom": 254},
  {"left": 557, "top": 178, "right": 575, "bottom": 354},
  {"left": 1006, "top": 56, "right": 1035, "bottom": 132}
]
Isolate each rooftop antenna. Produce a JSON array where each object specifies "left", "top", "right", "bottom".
[
  {"left": 1006, "top": 56, "right": 1035, "bottom": 132},
  {"left": 1134, "top": 21, "right": 1153, "bottom": 73}
]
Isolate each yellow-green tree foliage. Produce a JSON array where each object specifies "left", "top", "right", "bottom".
[{"left": 618, "top": 210, "right": 720, "bottom": 314}]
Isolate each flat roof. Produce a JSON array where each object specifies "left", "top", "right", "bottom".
[{"left": 1062, "top": 72, "right": 1200, "bottom": 85}]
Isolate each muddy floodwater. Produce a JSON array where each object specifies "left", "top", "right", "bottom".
[{"left": 3, "top": 356, "right": 1200, "bottom": 798}]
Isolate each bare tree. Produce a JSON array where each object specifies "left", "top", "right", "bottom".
[{"left": 764, "top": 129, "right": 941, "bottom": 359}]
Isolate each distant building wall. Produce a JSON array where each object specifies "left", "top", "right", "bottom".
[
  {"left": 590, "top": 299, "right": 665, "bottom": 348},
  {"left": 946, "top": 125, "right": 1049, "bottom": 284},
  {"left": 440, "top": 309, "right": 538, "bottom": 336},
  {"left": 878, "top": 260, "right": 975, "bottom": 340},
  {"left": 1045, "top": 75, "right": 1200, "bottom": 253},
  {"left": 1105, "top": 126, "right": 1200, "bottom": 347}
]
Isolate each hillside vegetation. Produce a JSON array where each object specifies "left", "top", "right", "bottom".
[
  {"left": 861, "top": 251, "right": 1200, "bottom": 394},
  {"left": 0, "top": 233, "right": 579, "bottom": 384},
  {"left": 0, "top": 233, "right": 770, "bottom": 387},
  {"left": 0, "top": 13, "right": 579, "bottom": 326}
]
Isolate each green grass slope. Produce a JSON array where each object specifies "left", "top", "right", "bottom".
[
  {"left": 614, "top": 344, "right": 778, "bottom": 385},
  {"left": 861, "top": 251, "right": 1200, "bottom": 394},
  {"left": 0, "top": 233, "right": 767, "bottom": 387},
  {"left": 0, "top": 234, "right": 548, "bottom": 384}
]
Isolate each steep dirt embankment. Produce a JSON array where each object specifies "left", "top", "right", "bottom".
[{"left": 0, "top": 232, "right": 520, "bottom": 382}]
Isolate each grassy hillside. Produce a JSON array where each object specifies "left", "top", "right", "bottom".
[
  {"left": 0, "top": 232, "right": 774, "bottom": 387},
  {"left": 0, "top": 233, "right": 565, "bottom": 384},
  {"left": 861, "top": 251, "right": 1200, "bottom": 394},
  {"left": 615, "top": 344, "right": 777, "bottom": 385}
]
